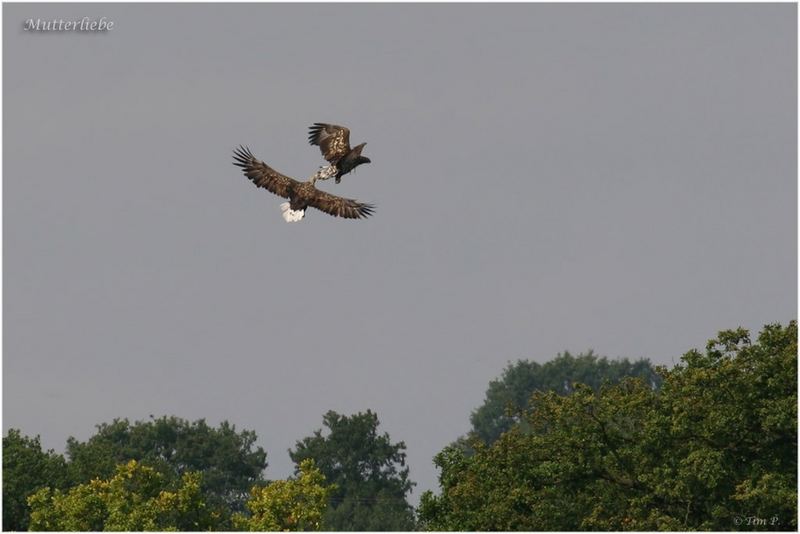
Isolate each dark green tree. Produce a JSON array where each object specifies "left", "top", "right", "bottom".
[
  {"left": 64, "top": 415, "right": 267, "bottom": 525},
  {"left": 420, "top": 322, "right": 797, "bottom": 531},
  {"left": 468, "top": 350, "right": 662, "bottom": 444},
  {"left": 420, "top": 378, "right": 660, "bottom": 531},
  {"left": 2, "top": 429, "right": 69, "bottom": 531},
  {"left": 637, "top": 321, "right": 797, "bottom": 529},
  {"left": 289, "top": 410, "right": 415, "bottom": 531}
]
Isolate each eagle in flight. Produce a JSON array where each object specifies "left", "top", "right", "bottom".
[
  {"left": 233, "top": 146, "right": 374, "bottom": 223},
  {"left": 307, "top": 123, "right": 371, "bottom": 184}
]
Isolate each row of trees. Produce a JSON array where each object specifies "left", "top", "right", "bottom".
[
  {"left": 4, "top": 321, "right": 796, "bottom": 530},
  {"left": 4, "top": 412, "right": 414, "bottom": 531}
]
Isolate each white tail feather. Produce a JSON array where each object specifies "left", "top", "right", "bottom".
[{"left": 280, "top": 202, "right": 305, "bottom": 222}]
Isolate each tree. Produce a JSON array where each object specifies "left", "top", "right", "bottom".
[
  {"left": 64, "top": 415, "right": 267, "bottom": 521},
  {"left": 420, "top": 379, "right": 659, "bottom": 531},
  {"left": 3, "top": 430, "right": 69, "bottom": 531},
  {"left": 289, "top": 410, "right": 415, "bottom": 531},
  {"left": 233, "top": 459, "right": 334, "bottom": 531},
  {"left": 468, "top": 351, "right": 661, "bottom": 444},
  {"left": 419, "top": 322, "right": 797, "bottom": 531},
  {"left": 27, "top": 460, "right": 219, "bottom": 531},
  {"left": 633, "top": 321, "right": 797, "bottom": 530}
]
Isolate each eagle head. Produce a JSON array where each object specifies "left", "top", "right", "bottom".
[{"left": 352, "top": 142, "right": 370, "bottom": 167}]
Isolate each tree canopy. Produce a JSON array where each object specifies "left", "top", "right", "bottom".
[
  {"left": 468, "top": 351, "right": 662, "bottom": 444},
  {"left": 3, "top": 430, "right": 70, "bottom": 531},
  {"left": 419, "top": 321, "right": 797, "bottom": 531},
  {"left": 4, "top": 322, "right": 794, "bottom": 531},
  {"left": 27, "top": 460, "right": 218, "bottom": 531},
  {"left": 289, "top": 410, "right": 416, "bottom": 531},
  {"left": 233, "top": 459, "right": 333, "bottom": 531},
  {"left": 64, "top": 415, "right": 267, "bottom": 519}
]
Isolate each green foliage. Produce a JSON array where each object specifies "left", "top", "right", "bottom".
[
  {"left": 637, "top": 322, "right": 798, "bottom": 530},
  {"left": 65, "top": 415, "right": 267, "bottom": 520},
  {"left": 233, "top": 459, "right": 333, "bottom": 531},
  {"left": 420, "top": 380, "right": 658, "bottom": 530},
  {"left": 2, "top": 430, "right": 69, "bottom": 531},
  {"left": 289, "top": 410, "right": 416, "bottom": 531},
  {"left": 469, "top": 351, "right": 662, "bottom": 444},
  {"left": 419, "top": 322, "right": 797, "bottom": 531},
  {"left": 27, "top": 460, "right": 219, "bottom": 531},
  {"left": 8, "top": 323, "right": 793, "bottom": 531}
]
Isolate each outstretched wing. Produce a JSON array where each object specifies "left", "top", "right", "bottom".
[
  {"left": 306, "top": 187, "right": 375, "bottom": 219},
  {"left": 232, "top": 146, "right": 299, "bottom": 199},
  {"left": 308, "top": 123, "right": 351, "bottom": 163}
]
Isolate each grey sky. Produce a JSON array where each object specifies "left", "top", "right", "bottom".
[{"left": 4, "top": 4, "right": 796, "bottom": 501}]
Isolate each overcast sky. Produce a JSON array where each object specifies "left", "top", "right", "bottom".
[{"left": 4, "top": 3, "right": 796, "bottom": 501}]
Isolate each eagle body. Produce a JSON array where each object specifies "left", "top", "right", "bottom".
[
  {"left": 233, "top": 146, "right": 374, "bottom": 223},
  {"left": 307, "top": 123, "right": 371, "bottom": 183}
]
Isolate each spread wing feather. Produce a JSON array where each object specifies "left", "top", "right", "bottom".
[
  {"left": 233, "top": 146, "right": 374, "bottom": 220},
  {"left": 308, "top": 123, "right": 351, "bottom": 163},
  {"left": 232, "top": 146, "right": 297, "bottom": 198},
  {"left": 306, "top": 188, "right": 375, "bottom": 220}
]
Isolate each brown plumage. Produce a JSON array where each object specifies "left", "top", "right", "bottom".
[
  {"left": 232, "top": 146, "right": 374, "bottom": 222},
  {"left": 307, "top": 123, "right": 371, "bottom": 183}
]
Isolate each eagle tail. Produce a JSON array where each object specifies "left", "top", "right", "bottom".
[{"left": 280, "top": 202, "right": 305, "bottom": 223}]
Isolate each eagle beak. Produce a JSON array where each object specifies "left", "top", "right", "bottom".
[{"left": 363, "top": 157, "right": 371, "bottom": 164}]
